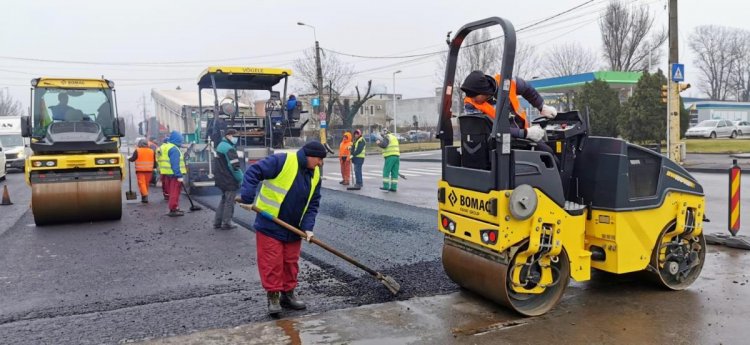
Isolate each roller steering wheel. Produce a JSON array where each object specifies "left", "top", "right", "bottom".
[{"left": 530, "top": 116, "right": 550, "bottom": 142}]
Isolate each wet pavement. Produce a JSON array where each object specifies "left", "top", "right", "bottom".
[{"left": 143, "top": 243, "right": 750, "bottom": 345}]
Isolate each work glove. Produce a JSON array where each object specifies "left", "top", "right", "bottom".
[
  {"left": 525, "top": 125, "right": 545, "bottom": 142},
  {"left": 304, "top": 231, "right": 314, "bottom": 242},
  {"left": 341, "top": 156, "right": 347, "bottom": 162},
  {"left": 177, "top": 177, "right": 184, "bottom": 183},
  {"left": 540, "top": 105, "right": 558, "bottom": 119}
]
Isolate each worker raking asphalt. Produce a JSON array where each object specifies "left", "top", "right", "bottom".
[{"left": 193, "top": 187, "right": 459, "bottom": 306}]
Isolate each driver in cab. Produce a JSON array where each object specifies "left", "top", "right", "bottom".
[
  {"left": 49, "top": 93, "right": 79, "bottom": 121},
  {"left": 460, "top": 71, "right": 557, "bottom": 156}
]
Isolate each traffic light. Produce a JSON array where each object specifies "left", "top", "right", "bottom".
[
  {"left": 679, "top": 83, "right": 691, "bottom": 92},
  {"left": 661, "top": 85, "right": 668, "bottom": 103}
]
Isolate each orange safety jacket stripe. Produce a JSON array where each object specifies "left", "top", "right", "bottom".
[
  {"left": 463, "top": 74, "right": 527, "bottom": 129},
  {"left": 134, "top": 147, "right": 155, "bottom": 172}
]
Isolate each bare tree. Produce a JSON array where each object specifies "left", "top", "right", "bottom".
[
  {"left": 0, "top": 89, "right": 23, "bottom": 116},
  {"left": 542, "top": 42, "right": 599, "bottom": 77},
  {"left": 435, "top": 29, "right": 540, "bottom": 114},
  {"left": 293, "top": 47, "right": 354, "bottom": 96},
  {"left": 689, "top": 25, "right": 745, "bottom": 100},
  {"left": 337, "top": 80, "right": 376, "bottom": 128},
  {"left": 599, "top": 0, "right": 666, "bottom": 71},
  {"left": 514, "top": 42, "right": 541, "bottom": 80},
  {"left": 729, "top": 29, "right": 750, "bottom": 101}
]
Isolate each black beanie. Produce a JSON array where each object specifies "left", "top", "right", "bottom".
[
  {"left": 302, "top": 141, "right": 327, "bottom": 158},
  {"left": 460, "top": 71, "right": 497, "bottom": 96}
]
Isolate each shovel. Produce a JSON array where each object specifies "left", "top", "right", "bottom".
[
  {"left": 237, "top": 202, "right": 401, "bottom": 295},
  {"left": 125, "top": 146, "right": 137, "bottom": 200}
]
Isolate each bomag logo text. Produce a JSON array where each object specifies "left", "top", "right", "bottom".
[{"left": 459, "top": 195, "right": 493, "bottom": 213}]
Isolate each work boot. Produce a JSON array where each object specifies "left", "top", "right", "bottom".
[
  {"left": 167, "top": 210, "right": 184, "bottom": 217},
  {"left": 164, "top": 194, "right": 169, "bottom": 201},
  {"left": 347, "top": 184, "right": 362, "bottom": 190},
  {"left": 213, "top": 223, "right": 222, "bottom": 229},
  {"left": 141, "top": 195, "right": 149, "bottom": 203},
  {"left": 221, "top": 223, "right": 238, "bottom": 230},
  {"left": 267, "top": 292, "right": 282, "bottom": 316},
  {"left": 379, "top": 187, "right": 391, "bottom": 191},
  {"left": 280, "top": 290, "right": 307, "bottom": 310}
]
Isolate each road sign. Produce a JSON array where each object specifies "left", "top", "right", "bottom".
[
  {"left": 320, "top": 120, "right": 327, "bottom": 129},
  {"left": 319, "top": 112, "right": 326, "bottom": 121},
  {"left": 312, "top": 98, "right": 320, "bottom": 107},
  {"left": 672, "top": 64, "right": 685, "bottom": 82}
]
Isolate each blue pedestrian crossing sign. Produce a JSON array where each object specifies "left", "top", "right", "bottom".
[
  {"left": 671, "top": 64, "right": 685, "bottom": 82},
  {"left": 312, "top": 98, "right": 320, "bottom": 107}
]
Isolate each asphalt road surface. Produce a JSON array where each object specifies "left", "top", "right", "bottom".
[{"left": 1, "top": 157, "right": 748, "bottom": 344}]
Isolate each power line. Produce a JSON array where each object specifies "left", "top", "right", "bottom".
[
  {"left": 0, "top": 49, "right": 304, "bottom": 67},
  {"left": 322, "top": 0, "right": 600, "bottom": 60}
]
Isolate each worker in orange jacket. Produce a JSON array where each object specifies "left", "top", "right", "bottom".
[
  {"left": 461, "top": 71, "right": 558, "bottom": 158},
  {"left": 338, "top": 131, "right": 352, "bottom": 186},
  {"left": 129, "top": 139, "right": 157, "bottom": 203}
]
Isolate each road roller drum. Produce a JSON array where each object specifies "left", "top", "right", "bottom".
[{"left": 31, "top": 174, "right": 122, "bottom": 226}]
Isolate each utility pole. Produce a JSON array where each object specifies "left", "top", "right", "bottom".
[
  {"left": 667, "top": 0, "right": 681, "bottom": 163},
  {"left": 298, "top": 21, "right": 333, "bottom": 153}
]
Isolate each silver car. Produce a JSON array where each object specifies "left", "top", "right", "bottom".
[
  {"left": 685, "top": 119, "right": 738, "bottom": 139},
  {"left": 732, "top": 120, "right": 750, "bottom": 137}
]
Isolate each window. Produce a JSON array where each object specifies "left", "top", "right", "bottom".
[
  {"left": 360, "top": 107, "right": 364, "bottom": 115},
  {"left": 32, "top": 87, "right": 116, "bottom": 136},
  {"left": 370, "top": 105, "right": 374, "bottom": 114}
]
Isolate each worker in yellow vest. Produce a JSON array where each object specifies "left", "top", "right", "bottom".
[
  {"left": 376, "top": 129, "right": 400, "bottom": 192},
  {"left": 128, "top": 139, "right": 157, "bottom": 203},
  {"left": 158, "top": 131, "right": 187, "bottom": 217},
  {"left": 239, "top": 141, "right": 326, "bottom": 317}
]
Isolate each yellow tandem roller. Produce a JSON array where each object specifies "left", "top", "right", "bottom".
[
  {"left": 435, "top": 17, "right": 706, "bottom": 316},
  {"left": 22, "top": 77, "right": 127, "bottom": 226}
]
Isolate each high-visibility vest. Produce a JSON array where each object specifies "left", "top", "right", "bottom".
[
  {"left": 255, "top": 153, "right": 321, "bottom": 220},
  {"left": 463, "top": 74, "right": 528, "bottom": 129},
  {"left": 382, "top": 133, "right": 400, "bottom": 157},
  {"left": 353, "top": 137, "right": 366, "bottom": 158},
  {"left": 158, "top": 143, "right": 186, "bottom": 175},
  {"left": 134, "top": 147, "right": 155, "bottom": 172}
]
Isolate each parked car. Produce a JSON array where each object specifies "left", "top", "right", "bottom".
[
  {"left": 732, "top": 120, "right": 750, "bottom": 137},
  {"left": 685, "top": 119, "right": 738, "bottom": 139}
]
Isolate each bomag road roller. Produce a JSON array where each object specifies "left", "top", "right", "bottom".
[
  {"left": 436, "top": 17, "right": 706, "bottom": 316},
  {"left": 20, "top": 77, "right": 126, "bottom": 225}
]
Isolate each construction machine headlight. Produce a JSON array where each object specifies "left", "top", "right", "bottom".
[
  {"left": 32, "top": 160, "right": 56, "bottom": 167},
  {"left": 107, "top": 80, "right": 115, "bottom": 88},
  {"left": 441, "top": 214, "right": 456, "bottom": 233},
  {"left": 480, "top": 230, "right": 498, "bottom": 245},
  {"left": 31, "top": 78, "right": 39, "bottom": 87},
  {"left": 96, "top": 159, "right": 106, "bottom": 165},
  {"left": 109, "top": 158, "right": 118, "bottom": 164}
]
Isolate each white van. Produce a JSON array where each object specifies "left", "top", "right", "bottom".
[
  {"left": 0, "top": 139, "right": 6, "bottom": 181},
  {"left": 0, "top": 116, "right": 30, "bottom": 172}
]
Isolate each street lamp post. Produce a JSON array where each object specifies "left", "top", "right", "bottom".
[
  {"left": 392, "top": 70, "right": 402, "bottom": 134},
  {"left": 298, "top": 21, "right": 330, "bottom": 152}
]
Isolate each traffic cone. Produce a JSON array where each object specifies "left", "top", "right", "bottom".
[{"left": 1, "top": 185, "right": 12, "bottom": 206}]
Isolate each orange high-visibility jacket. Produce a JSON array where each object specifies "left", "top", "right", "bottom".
[
  {"left": 134, "top": 147, "right": 156, "bottom": 172},
  {"left": 463, "top": 74, "right": 528, "bottom": 129}
]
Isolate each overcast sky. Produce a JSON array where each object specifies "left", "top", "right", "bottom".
[{"left": 0, "top": 0, "right": 746, "bottom": 121}]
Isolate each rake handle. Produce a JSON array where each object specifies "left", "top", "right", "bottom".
[{"left": 242, "top": 203, "right": 380, "bottom": 277}]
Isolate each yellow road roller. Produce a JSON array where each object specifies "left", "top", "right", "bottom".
[
  {"left": 21, "top": 77, "right": 126, "bottom": 225},
  {"left": 436, "top": 17, "right": 706, "bottom": 316}
]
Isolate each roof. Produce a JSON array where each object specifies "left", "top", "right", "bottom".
[
  {"left": 528, "top": 71, "right": 643, "bottom": 93},
  {"left": 151, "top": 89, "right": 250, "bottom": 113},
  {"left": 197, "top": 66, "right": 292, "bottom": 90},
  {"left": 34, "top": 78, "right": 112, "bottom": 89}
]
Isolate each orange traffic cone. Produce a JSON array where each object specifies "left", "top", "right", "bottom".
[{"left": 1, "top": 185, "right": 12, "bottom": 205}]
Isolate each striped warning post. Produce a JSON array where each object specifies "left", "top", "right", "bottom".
[{"left": 729, "top": 159, "right": 741, "bottom": 236}]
